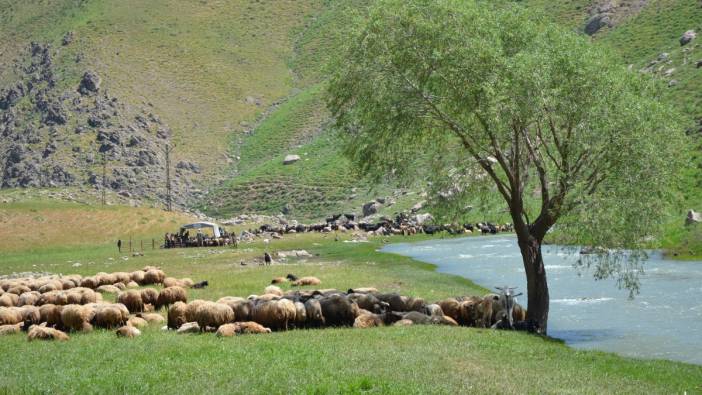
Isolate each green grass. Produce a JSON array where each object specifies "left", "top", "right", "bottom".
[{"left": 1, "top": 233, "right": 701, "bottom": 394}]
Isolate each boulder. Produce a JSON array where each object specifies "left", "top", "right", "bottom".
[
  {"left": 696, "top": 60, "right": 702, "bottom": 69},
  {"left": 362, "top": 201, "right": 380, "bottom": 217},
  {"left": 283, "top": 155, "right": 301, "bottom": 165},
  {"left": 680, "top": 30, "right": 696, "bottom": 46},
  {"left": 686, "top": 210, "right": 701, "bottom": 226},
  {"left": 78, "top": 71, "right": 101, "bottom": 95},
  {"left": 414, "top": 213, "right": 434, "bottom": 226}
]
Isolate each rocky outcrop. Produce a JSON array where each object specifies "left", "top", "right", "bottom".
[
  {"left": 680, "top": 30, "right": 696, "bottom": 46},
  {"left": 584, "top": 0, "right": 648, "bottom": 36},
  {"left": 686, "top": 210, "right": 701, "bottom": 226},
  {"left": 0, "top": 42, "right": 193, "bottom": 207},
  {"left": 283, "top": 154, "right": 301, "bottom": 165}
]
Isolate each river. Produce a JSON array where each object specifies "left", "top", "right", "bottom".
[{"left": 381, "top": 235, "right": 702, "bottom": 365}]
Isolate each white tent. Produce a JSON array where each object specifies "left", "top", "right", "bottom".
[{"left": 180, "top": 222, "right": 222, "bottom": 238}]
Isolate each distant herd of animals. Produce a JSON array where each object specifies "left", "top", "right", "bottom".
[
  {"left": 0, "top": 267, "right": 536, "bottom": 341},
  {"left": 246, "top": 213, "right": 514, "bottom": 238}
]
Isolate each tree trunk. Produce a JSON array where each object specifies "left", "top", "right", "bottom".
[{"left": 517, "top": 234, "right": 549, "bottom": 334}]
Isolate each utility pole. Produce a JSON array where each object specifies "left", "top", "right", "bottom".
[
  {"left": 101, "top": 152, "right": 107, "bottom": 206},
  {"left": 164, "top": 142, "right": 173, "bottom": 211}
]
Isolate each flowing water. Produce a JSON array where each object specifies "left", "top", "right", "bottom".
[{"left": 382, "top": 235, "right": 702, "bottom": 365}]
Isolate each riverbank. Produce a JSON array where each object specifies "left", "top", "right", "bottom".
[{"left": 1, "top": 233, "right": 701, "bottom": 394}]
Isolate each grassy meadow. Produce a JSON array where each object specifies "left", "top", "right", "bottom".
[{"left": 1, "top": 201, "right": 702, "bottom": 394}]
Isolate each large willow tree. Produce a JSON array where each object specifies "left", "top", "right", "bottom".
[{"left": 326, "top": 0, "right": 686, "bottom": 333}]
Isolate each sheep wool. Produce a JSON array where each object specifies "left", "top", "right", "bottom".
[
  {"left": 291, "top": 277, "right": 321, "bottom": 286},
  {"left": 137, "top": 313, "right": 165, "bottom": 324},
  {"left": 353, "top": 313, "right": 384, "bottom": 329},
  {"left": 116, "top": 325, "right": 141, "bottom": 338},
  {"left": 195, "top": 302, "right": 235, "bottom": 331},
  {"left": 140, "top": 288, "right": 159, "bottom": 306},
  {"left": 60, "top": 304, "right": 93, "bottom": 332},
  {"left": 0, "top": 323, "right": 22, "bottom": 336},
  {"left": 0, "top": 293, "right": 18, "bottom": 307},
  {"left": 117, "top": 290, "right": 144, "bottom": 313},
  {"left": 263, "top": 285, "right": 283, "bottom": 297},
  {"left": 27, "top": 324, "right": 70, "bottom": 341},
  {"left": 156, "top": 286, "right": 188, "bottom": 310},
  {"left": 0, "top": 307, "right": 23, "bottom": 325},
  {"left": 176, "top": 322, "right": 200, "bottom": 334},
  {"left": 167, "top": 301, "right": 188, "bottom": 329}
]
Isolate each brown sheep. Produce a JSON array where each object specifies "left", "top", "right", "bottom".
[
  {"left": 167, "top": 301, "right": 188, "bottom": 329},
  {"left": 94, "top": 305, "right": 128, "bottom": 329},
  {"left": 216, "top": 322, "right": 271, "bottom": 336},
  {"left": 291, "top": 277, "right": 321, "bottom": 287},
  {"left": 39, "top": 304, "right": 63, "bottom": 328},
  {"left": 126, "top": 281, "right": 139, "bottom": 289},
  {"left": 38, "top": 281, "right": 63, "bottom": 293},
  {"left": 127, "top": 316, "right": 148, "bottom": 328},
  {"left": 263, "top": 285, "right": 283, "bottom": 296},
  {"left": 304, "top": 299, "right": 325, "bottom": 328},
  {"left": 66, "top": 288, "right": 98, "bottom": 305},
  {"left": 393, "top": 319, "right": 414, "bottom": 327},
  {"left": 0, "top": 323, "right": 22, "bottom": 336},
  {"left": 252, "top": 299, "right": 296, "bottom": 331},
  {"left": 405, "top": 297, "right": 427, "bottom": 312},
  {"left": 114, "top": 282, "right": 126, "bottom": 291},
  {"left": 136, "top": 313, "right": 165, "bottom": 324},
  {"left": 27, "top": 324, "right": 70, "bottom": 341},
  {"left": 0, "top": 293, "right": 19, "bottom": 307},
  {"left": 0, "top": 307, "right": 23, "bottom": 325},
  {"left": 162, "top": 277, "right": 180, "bottom": 288},
  {"left": 185, "top": 300, "right": 207, "bottom": 323},
  {"left": 271, "top": 277, "right": 287, "bottom": 284},
  {"left": 155, "top": 286, "right": 188, "bottom": 310},
  {"left": 293, "top": 302, "right": 307, "bottom": 328},
  {"left": 215, "top": 323, "right": 237, "bottom": 337},
  {"left": 130, "top": 271, "right": 146, "bottom": 285},
  {"left": 140, "top": 288, "right": 159, "bottom": 306},
  {"left": 96, "top": 273, "right": 117, "bottom": 286},
  {"left": 18, "top": 291, "right": 41, "bottom": 306},
  {"left": 143, "top": 269, "right": 166, "bottom": 285},
  {"left": 180, "top": 278, "right": 195, "bottom": 288},
  {"left": 112, "top": 272, "right": 132, "bottom": 284},
  {"left": 60, "top": 304, "right": 93, "bottom": 332},
  {"left": 423, "top": 304, "right": 444, "bottom": 317},
  {"left": 512, "top": 303, "right": 527, "bottom": 322},
  {"left": 117, "top": 290, "right": 144, "bottom": 313},
  {"left": 457, "top": 296, "right": 482, "bottom": 326},
  {"left": 116, "top": 325, "right": 141, "bottom": 338},
  {"left": 7, "top": 285, "right": 31, "bottom": 295},
  {"left": 20, "top": 305, "right": 41, "bottom": 326},
  {"left": 438, "top": 298, "right": 461, "bottom": 322},
  {"left": 80, "top": 277, "right": 99, "bottom": 289},
  {"left": 195, "top": 302, "right": 234, "bottom": 331},
  {"left": 353, "top": 313, "right": 385, "bottom": 329},
  {"left": 216, "top": 297, "right": 253, "bottom": 322}
]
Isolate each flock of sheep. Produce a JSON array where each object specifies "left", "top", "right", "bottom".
[{"left": 0, "top": 267, "right": 531, "bottom": 342}]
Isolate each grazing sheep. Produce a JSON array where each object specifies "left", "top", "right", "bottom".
[
  {"left": 59, "top": 278, "right": 77, "bottom": 290},
  {"left": 185, "top": 300, "right": 207, "bottom": 323},
  {"left": 251, "top": 299, "right": 296, "bottom": 331},
  {"left": 80, "top": 277, "right": 99, "bottom": 289},
  {"left": 291, "top": 277, "right": 321, "bottom": 286},
  {"left": 215, "top": 323, "right": 237, "bottom": 337},
  {"left": 353, "top": 312, "right": 388, "bottom": 329},
  {"left": 140, "top": 288, "right": 159, "bottom": 306},
  {"left": 130, "top": 271, "right": 146, "bottom": 285},
  {"left": 66, "top": 287, "right": 98, "bottom": 305},
  {"left": 304, "top": 299, "right": 325, "bottom": 328},
  {"left": 217, "top": 297, "right": 253, "bottom": 322},
  {"left": 348, "top": 293, "right": 388, "bottom": 314},
  {"left": 27, "top": 324, "right": 70, "bottom": 341},
  {"left": 167, "top": 301, "right": 188, "bottom": 329},
  {"left": 271, "top": 277, "right": 287, "bottom": 284},
  {"left": 176, "top": 322, "right": 200, "bottom": 334},
  {"left": 405, "top": 297, "right": 427, "bottom": 312},
  {"left": 163, "top": 277, "right": 180, "bottom": 288},
  {"left": 18, "top": 291, "right": 41, "bottom": 306},
  {"left": 0, "top": 323, "right": 22, "bottom": 336},
  {"left": 0, "top": 307, "right": 23, "bottom": 325},
  {"left": 20, "top": 305, "right": 41, "bottom": 326},
  {"left": 195, "top": 302, "right": 235, "bottom": 331},
  {"left": 39, "top": 304, "right": 63, "bottom": 328},
  {"left": 117, "top": 290, "right": 144, "bottom": 313},
  {"left": 399, "top": 311, "right": 458, "bottom": 326},
  {"left": 112, "top": 272, "right": 132, "bottom": 285},
  {"left": 377, "top": 293, "right": 408, "bottom": 312},
  {"left": 0, "top": 293, "right": 18, "bottom": 307},
  {"left": 37, "top": 291, "right": 66, "bottom": 306},
  {"left": 94, "top": 305, "right": 128, "bottom": 329},
  {"left": 116, "top": 325, "right": 141, "bottom": 338},
  {"left": 126, "top": 281, "right": 139, "bottom": 289},
  {"left": 38, "top": 281, "right": 62, "bottom": 293},
  {"left": 438, "top": 298, "right": 461, "bottom": 322},
  {"left": 264, "top": 285, "right": 283, "bottom": 297},
  {"left": 180, "top": 278, "right": 194, "bottom": 288},
  {"left": 293, "top": 302, "right": 307, "bottom": 328},
  {"left": 96, "top": 285, "right": 121, "bottom": 294},
  {"left": 127, "top": 316, "right": 148, "bottom": 328},
  {"left": 319, "top": 295, "right": 358, "bottom": 327},
  {"left": 456, "top": 296, "right": 482, "bottom": 326},
  {"left": 96, "top": 273, "right": 117, "bottom": 286},
  {"left": 60, "top": 304, "right": 93, "bottom": 332},
  {"left": 114, "top": 282, "right": 126, "bottom": 290},
  {"left": 7, "top": 285, "right": 31, "bottom": 295},
  {"left": 155, "top": 286, "right": 188, "bottom": 310},
  {"left": 136, "top": 313, "right": 165, "bottom": 324},
  {"left": 143, "top": 269, "right": 166, "bottom": 285}
]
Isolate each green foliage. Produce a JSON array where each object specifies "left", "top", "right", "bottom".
[{"left": 326, "top": 0, "right": 688, "bottom": 293}]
